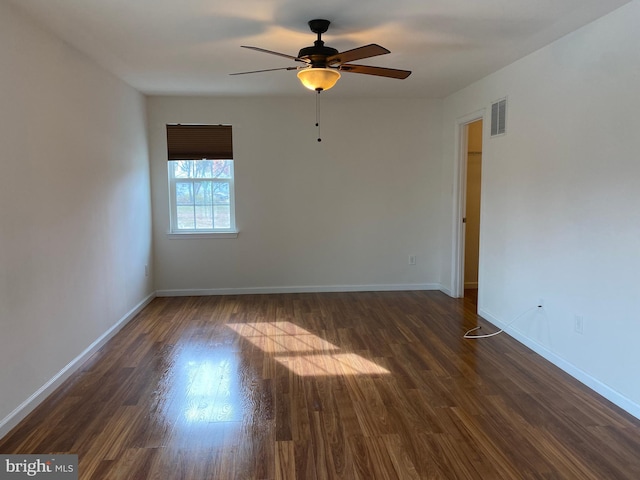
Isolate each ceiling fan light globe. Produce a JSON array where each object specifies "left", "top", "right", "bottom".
[{"left": 297, "top": 68, "right": 341, "bottom": 91}]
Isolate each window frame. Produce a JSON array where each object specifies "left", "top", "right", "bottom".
[{"left": 167, "top": 159, "right": 237, "bottom": 237}]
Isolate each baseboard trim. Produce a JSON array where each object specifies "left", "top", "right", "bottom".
[
  {"left": 157, "top": 283, "right": 441, "bottom": 297},
  {"left": 439, "top": 285, "right": 454, "bottom": 297},
  {"left": 478, "top": 307, "right": 640, "bottom": 421},
  {"left": 0, "top": 292, "right": 156, "bottom": 439}
]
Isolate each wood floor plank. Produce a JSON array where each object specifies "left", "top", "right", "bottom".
[{"left": 1, "top": 291, "right": 640, "bottom": 479}]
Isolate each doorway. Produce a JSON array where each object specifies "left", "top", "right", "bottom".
[
  {"left": 451, "top": 111, "right": 484, "bottom": 301},
  {"left": 463, "top": 120, "right": 482, "bottom": 302}
]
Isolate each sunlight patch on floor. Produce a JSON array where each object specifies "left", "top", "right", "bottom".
[
  {"left": 227, "top": 321, "right": 338, "bottom": 354},
  {"left": 227, "top": 321, "right": 389, "bottom": 376},
  {"left": 276, "top": 352, "right": 389, "bottom": 376}
]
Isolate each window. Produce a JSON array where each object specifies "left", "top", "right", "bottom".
[
  {"left": 166, "top": 124, "right": 236, "bottom": 235},
  {"left": 168, "top": 159, "right": 235, "bottom": 232}
]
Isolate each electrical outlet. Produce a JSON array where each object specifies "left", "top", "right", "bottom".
[
  {"left": 409, "top": 255, "right": 416, "bottom": 265},
  {"left": 574, "top": 315, "right": 584, "bottom": 334},
  {"left": 145, "top": 265, "right": 149, "bottom": 277}
]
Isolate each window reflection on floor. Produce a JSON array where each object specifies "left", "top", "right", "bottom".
[
  {"left": 183, "top": 357, "right": 239, "bottom": 422},
  {"left": 227, "top": 321, "right": 389, "bottom": 376},
  {"left": 161, "top": 345, "right": 245, "bottom": 427}
]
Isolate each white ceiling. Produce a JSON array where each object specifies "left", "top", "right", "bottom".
[{"left": 9, "top": 0, "right": 630, "bottom": 98}]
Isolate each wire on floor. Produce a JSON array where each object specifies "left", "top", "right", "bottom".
[{"left": 464, "top": 305, "right": 542, "bottom": 339}]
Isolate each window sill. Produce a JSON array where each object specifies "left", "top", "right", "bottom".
[{"left": 167, "top": 231, "right": 238, "bottom": 239}]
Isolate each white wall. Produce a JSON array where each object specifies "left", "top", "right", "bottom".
[
  {"left": 0, "top": 2, "right": 153, "bottom": 434},
  {"left": 148, "top": 96, "right": 443, "bottom": 294},
  {"left": 440, "top": 1, "right": 640, "bottom": 415}
]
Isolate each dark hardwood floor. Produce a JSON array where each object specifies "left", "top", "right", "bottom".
[{"left": 1, "top": 291, "right": 639, "bottom": 479}]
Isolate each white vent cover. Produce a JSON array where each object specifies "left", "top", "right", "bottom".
[{"left": 491, "top": 98, "right": 507, "bottom": 136}]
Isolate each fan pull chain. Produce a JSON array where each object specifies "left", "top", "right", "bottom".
[{"left": 316, "top": 89, "right": 321, "bottom": 142}]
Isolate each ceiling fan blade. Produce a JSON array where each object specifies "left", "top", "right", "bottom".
[
  {"left": 241, "top": 46, "right": 309, "bottom": 63},
  {"left": 339, "top": 64, "right": 412, "bottom": 79},
  {"left": 230, "top": 66, "right": 299, "bottom": 75},
  {"left": 326, "top": 44, "right": 390, "bottom": 65}
]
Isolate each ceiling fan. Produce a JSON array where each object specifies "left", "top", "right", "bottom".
[{"left": 231, "top": 19, "right": 412, "bottom": 92}]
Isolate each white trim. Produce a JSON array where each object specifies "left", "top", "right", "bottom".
[
  {"left": 157, "top": 283, "right": 441, "bottom": 297},
  {"left": 451, "top": 109, "right": 486, "bottom": 299},
  {"left": 478, "top": 307, "right": 640, "bottom": 421},
  {"left": 167, "top": 231, "right": 238, "bottom": 239},
  {"left": 439, "top": 285, "right": 453, "bottom": 297},
  {"left": 0, "top": 292, "right": 156, "bottom": 438}
]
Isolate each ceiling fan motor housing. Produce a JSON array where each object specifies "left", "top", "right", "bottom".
[{"left": 297, "top": 45, "right": 338, "bottom": 66}]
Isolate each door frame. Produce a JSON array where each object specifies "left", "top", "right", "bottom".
[{"left": 451, "top": 109, "right": 485, "bottom": 298}]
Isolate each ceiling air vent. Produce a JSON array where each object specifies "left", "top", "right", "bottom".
[{"left": 491, "top": 98, "right": 507, "bottom": 136}]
